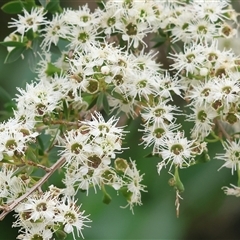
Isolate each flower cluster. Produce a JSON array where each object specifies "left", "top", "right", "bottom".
[
  {"left": 0, "top": 0, "right": 240, "bottom": 238},
  {"left": 13, "top": 186, "right": 91, "bottom": 240},
  {"left": 0, "top": 164, "right": 27, "bottom": 204},
  {"left": 60, "top": 112, "right": 146, "bottom": 210}
]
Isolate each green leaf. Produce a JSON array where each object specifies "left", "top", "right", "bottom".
[
  {"left": 4, "top": 46, "right": 26, "bottom": 63},
  {"left": 49, "top": 44, "right": 61, "bottom": 55},
  {"left": 25, "top": 48, "right": 37, "bottom": 72},
  {"left": 46, "top": 0, "right": 62, "bottom": 13},
  {"left": 26, "top": 29, "right": 34, "bottom": 41},
  {"left": 1, "top": 1, "right": 23, "bottom": 14},
  {"left": 37, "top": 136, "right": 45, "bottom": 156},
  {"left": 87, "top": 96, "right": 98, "bottom": 110},
  {"left": 0, "top": 86, "right": 13, "bottom": 102},
  {"left": 0, "top": 41, "right": 25, "bottom": 47},
  {"left": 101, "top": 185, "right": 112, "bottom": 204},
  {"left": 62, "top": 100, "right": 69, "bottom": 120},
  {"left": 151, "top": 36, "right": 166, "bottom": 43},
  {"left": 96, "top": 91, "right": 104, "bottom": 109},
  {"left": 1, "top": 1, "right": 35, "bottom": 14},
  {"left": 25, "top": 147, "right": 38, "bottom": 163},
  {"left": 38, "top": 0, "right": 48, "bottom": 8},
  {"left": 102, "top": 92, "right": 110, "bottom": 114},
  {"left": 120, "top": 186, "right": 132, "bottom": 201},
  {"left": 32, "top": 37, "right": 41, "bottom": 53},
  {"left": 96, "top": 0, "right": 106, "bottom": 10},
  {"left": 152, "top": 40, "right": 166, "bottom": 48},
  {"left": 45, "top": 62, "right": 62, "bottom": 76},
  {"left": 4, "top": 101, "right": 16, "bottom": 114},
  {"left": 151, "top": 35, "right": 167, "bottom": 48},
  {"left": 102, "top": 190, "right": 112, "bottom": 204},
  {"left": 54, "top": 230, "right": 67, "bottom": 240}
]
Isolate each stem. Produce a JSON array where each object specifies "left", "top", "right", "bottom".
[
  {"left": 24, "top": 159, "right": 51, "bottom": 172},
  {"left": 174, "top": 166, "right": 184, "bottom": 192},
  {"left": 51, "top": 120, "right": 81, "bottom": 126},
  {"left": 237, "top": 167, "right": 240, "bottom": 187},
  {"left": 214, "top": 119, "right": 232, "bottom": 141},
  {"left": 0, "top": 156, "right": 66, "bottom": 221}
]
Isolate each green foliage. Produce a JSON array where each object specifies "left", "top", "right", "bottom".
[
  {"left": 45, "top": 0, "right": 62, "bottom": 13},
  {"left": 4, "top": 46, "right": 26, "bottom": 63},
  {"left": 1, "top": 0, "right": 36, "bottom": 14}
]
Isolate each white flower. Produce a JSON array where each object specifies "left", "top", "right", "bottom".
[
  {"left": 15, "top": 80, "right": 63, "bottom": 117},
  {"left": 191, "top": 0, "right": 230, "bottom": 23},
  {"left": 15, "top": 191, "right": 57, "bottom": 223},
  {"left": 216, "top": 139, "right": 240, "bottom": 175},
  {"left": 153, "top": 71, "right": 183, "bottom": 100},
  {"left": 120, "top": 17, "right": 150, "bottom": 48},
  {"left": 141, "top": 100, "right": 179, "bottom": 128},
  {"left": 0, "top": 164, "right": 26, "bottom": 202},
  {"left": 8, "top": 8, "right": 46, "bottom": 40},
  {"left": 169, "top": 42, "right": 205, "bottom": 76},
  {"left": 108, "top": 95, "right": 138, "bottom": 118},
  {"left": 122, "top": 159, "right": 146, "bottom": 212},
  {"left": 58, "top": 129, "right": 90, "bottom": 165},
  {"left": 81, "top": 111, "right": 125, "bottom": 140},
  {"left": 158, "top": 132, "right": 196, "bottom": 170},
  {"left": 140, "top": 122, "right": 180, "bottom": 154},
  {"left": 170, "top": 7, "right": 195, "bottom": 43},
  {"left": 187, "top": 106, "right": 218, "bottom": 141},
  {"left": 187, "top": 18, "right": 218, "bottom": 41},
  {"left": 63, "top": 5, "right": 97, "bottom": 27},
  {"left": 95, "top": 2, "right": 121, "bottom": 36},
  {"left": 0, "top": 118, "right": 38, "bottom": 160},
  {"left": 16, "top": 223, "right": 53, "bottom": 240},
  {"left": 211, "top": 75, "right": 240, "bottom": 107},
  {"left": 187, "top": 80, "right": 214, "bottom": 107},
  {"left": 57, "top": 198, "right": 91, "bottom": 240},
  {"left": 40, "top": 13, "right": 69, "bottom": 51},
  {"left": 67, "top": 25, "right": 100, "bottom": 51}
]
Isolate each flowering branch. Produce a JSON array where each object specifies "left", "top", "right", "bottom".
[
  {"left": 0, "top": 0, "right": 239, "bottom": 238},
  {"left": 0, "top": 156, "right": 66, "bottom": 221}
]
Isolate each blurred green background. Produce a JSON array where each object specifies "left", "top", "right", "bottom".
[{"left": 1, "top": 1, "right": 240, "bottom": 239}]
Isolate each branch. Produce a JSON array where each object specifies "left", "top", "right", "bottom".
[
  {"left": 215, "top": 119, "right": 232, "bottom": 141},
  {"left": 0, "top": 156, "right": 66, "bottom": 221}
]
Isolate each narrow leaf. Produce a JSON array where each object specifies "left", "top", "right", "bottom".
[
  {"left": 46, "top": 0, "right": 62, "bottom": 13},
  {"left": 26, "top": 49, "right": 37, "bottom": 72},
  {"left": 0, "top": 86, "right": 13, "bottom": 102},
  {"left": 1, "top": 1, "right": 23, "bottom": 14},
  {"left": 1, "top": 1, "right": 35, "bottom": 14},
  {"left": 38, "top": 0, "right": 48, "bottom": 7},
  {"left": 45, "top": 62, "right": 62, "bottom": 76},
  {"left": 102, "top": 93, "right": 110, "bottom": 114},
  {"left": 96, "top": 92, "right": 104, "bottom": 109},
  {"left": 37, "top": 136, "right": 45, "bottom": 156},
  {"left": 62, "top": 100, "right": 69, "bottom": 120},
  {"left": 0, "top": 41, "right": 25, "bottom": 47},
  {"left": 4, "top": 46, "right": 26, "bottom": 63}
]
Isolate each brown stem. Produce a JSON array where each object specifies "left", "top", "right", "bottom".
[
  {"left": 24, "top": 159, "right": 51, "bottom": 172},
  {"left": 0, "top": 156, "right": 66, "bottom": 221},
  {"left": 51, "top": 120, "right": 80, "bottom": 126},
  {"left": 214, "top": 119, "right": 232, "bottom": 141}
]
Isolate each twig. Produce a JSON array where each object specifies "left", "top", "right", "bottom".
[
  {"left": 175, "top": 190, "right": 183, "bottom": 218},
  {"left": 214, "top": 119, "right": 232, "bottom": 141},
  {"left": 24, "top": 159, "right": 51, "bottom": 172},
  {"left": 0, "top": 156, "right": 66, "bottom": 221},
  {"left": 50, "top": 120, "right": 81, "bottom": 126}
]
